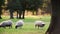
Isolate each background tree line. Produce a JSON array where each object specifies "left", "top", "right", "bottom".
[{"left": 0, "top": 0, "right": 51, "bottom": 19}]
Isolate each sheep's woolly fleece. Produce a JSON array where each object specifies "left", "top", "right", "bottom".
[
  {"left": 16, "top": 20, "right": 24, "bottom": 25},
  {"left": 0, "top": 20, "right": 12, "bottom": 25},
  {"left": 34, "top": 20, "right": 45, "bottom": 25}
]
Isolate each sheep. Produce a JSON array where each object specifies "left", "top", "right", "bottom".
[
  {"left": 0, "top": 20, "right": 12, "bottom": 28},
  {"left": 34, "top": 20, "right": 45, "bottom": 29},
  {"left": 15, "top": 20, "right": 24, "bottom": 29}
]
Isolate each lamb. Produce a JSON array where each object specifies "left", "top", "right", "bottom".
[
  {"left": 15, "top": 20, "right": 24, "bottom": 29},
  {"left": 0, "top": 20, "right": 12, "bottom": 28},
  {"left": 34, "top": 20, "right": 45, "bottom": 29}
]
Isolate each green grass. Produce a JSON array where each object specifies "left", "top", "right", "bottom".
[{"left": 0, "top": 15, "right": 51, "bottom": 34}]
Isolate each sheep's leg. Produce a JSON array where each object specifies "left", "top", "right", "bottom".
[
  {"left": 38, "top": 26, "right": 40, "bottom": 29},
  {"left": 35, "top": 25, "right": 37, "bottom": 29},
  {"left": 35, "top": 26, "right": 36, "bottom": 29},
  {"left": 15, "top": 26, "right": 17, "bottom": 29},
  {"left": 8, "top": 25, "right": 12, "bottom": 29}
]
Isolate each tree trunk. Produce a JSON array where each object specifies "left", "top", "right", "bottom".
[
  {"left": 19, "top": 10, "right": 22, "bottom": 19},
  {"left": 0, "top": 14, "right": 2, "bottom": 19},
  {"left": 10, "top": 9, "right": 14, "bottom": 19},
  {"left": 0, "top": 7, "right": 2, "bottom": 19},
  {"left": 36, "top": 9, "right": 38, "bottom": 15},
  {"left": 22, "top": 10, "right": 25, "bottom": 19},
  {"left": 45, "top": 0, "right": 60, "bottom": 34},
  {"left": 32, "top": 10, "right": 35, "bottom": 15},
  {"left": 16, "top": 11, "right": 19, "bottom": 19}
]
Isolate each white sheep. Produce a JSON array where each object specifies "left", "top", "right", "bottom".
[
  {"left": 34, "top": 20, "right": 45, "bottom": 29},
  {"left": 0, "top": 20, "right": 12, "bottom": 28},
  {"left": 15, "top": 20, "right": 24, "bottom": 29}
]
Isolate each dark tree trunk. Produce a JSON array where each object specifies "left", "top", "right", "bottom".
[
  {"left": 10, "top": 9, "right": 14, "bottom": 19},
  {"left": 32, "top": 10, "right": 35, "bottom": 15},
  {"left": 47, "top": 2, "right": 52, "bottom": 14},
  {"left": 45, "top": 0, "right": 60, "bottom": 34},
  {"left": 19, "top": 10, "right": 22, "bottom": 19},
  {"left": 32, "top": 11, "right": 34, "bottom": 15},
  {"left": 16, "top": 11, "right": 19, "bottom": 19},
  {"left": 0, "top": 14, "right": 2, "bottom": 19},
  {"left": 36, "top": 9, "right": 38, "bottom": 15},
  {"left": 22, "top": 11, "right": 25, "bottom": 19},
  {"left": 0, "top": 7, "right": 2, "bottom": 19}
]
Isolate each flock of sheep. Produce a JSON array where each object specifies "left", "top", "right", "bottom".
[{"left": 0, "top": 20, "right": 45, "bottom": 29}]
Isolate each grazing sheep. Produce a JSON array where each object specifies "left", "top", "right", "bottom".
[
  {"left": 0, "top": 20, "right": 12, "bottom": 28},
  {"left": 35, "top": 20, "right": 45, "bottom": 29},
  {"left": 15, "top": 20, "right": 24, "bottom": 29}
]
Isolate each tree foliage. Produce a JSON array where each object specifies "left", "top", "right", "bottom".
[
  {"left": 6, "top": 0, "right": 43, "bottom": 19},
  {"left": 0, "top": 0, "right": 5, "bottom": 6},
  {"left": 26, "top": 0, "right": 43, "bottom": 10},
  {"left": 0, "top": 0, "right": 5, "bottom": 19},
  {"left": 42, "top": 0, "right": 52, "bottom": 14},
  {"left": 7, "top": 0, "right": 43, "bottom": 10}
]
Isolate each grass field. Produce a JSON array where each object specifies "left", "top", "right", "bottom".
[{"left": 0, "top": 15, "right": 51, "bottom": 34}]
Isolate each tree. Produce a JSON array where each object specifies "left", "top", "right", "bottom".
[
  {"left": 18, "top": 0, "right": 26, "bottom": 19},
  {"left": 16, "top": 10, "right": 19, "bottom": 19},
  {"left": 16, "top": 0, "right": 43, "bottom": 18},
  {"left": 0, "top": 0, "right": 5, "bottom": 19},
  {"left": 46, "top": 0, "right": 52, "bottom": 14},
  {"left": 26, "top": 0, "right": 43, "bottom": 15},
  {"left": 45, "top": 0, "right": 60, "bottom": 34},
  {"left": 7, "top": 0, "right": 15, "bottom": 19},
  {"left": 0, "top": 7, "right": 2, "bottom": 19},
  {"left": 6, "top": 0, "right": 26, "bottom": 19},
  {"left": 7, "top": 0, "right": 43, "bottom": 19},
  {"left": 7, "top": 0, "right": 22, "bottom": 19},
  {"left": 42, "top": 0, "right": 52, "bottom": 15}
]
